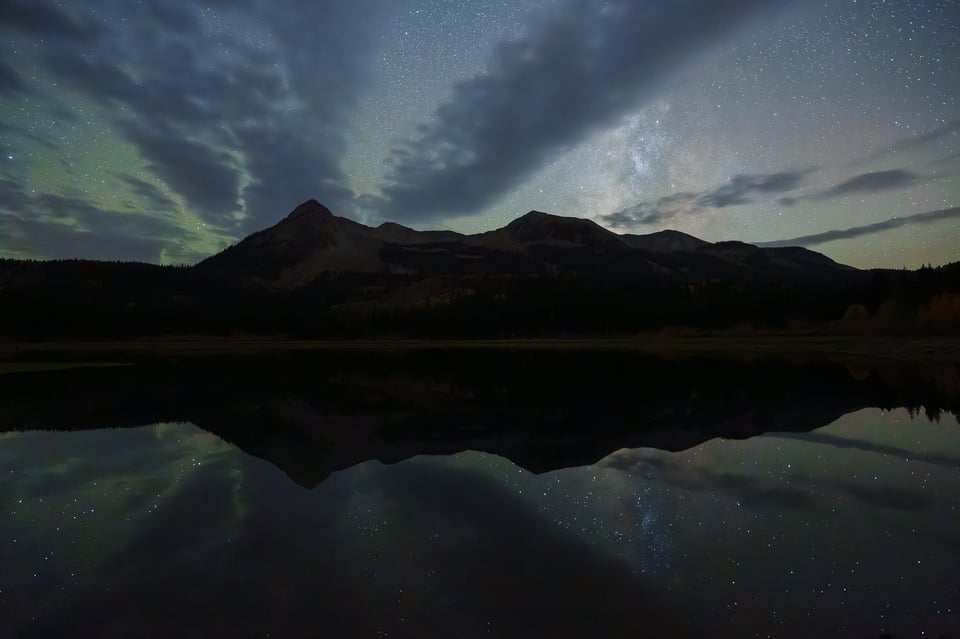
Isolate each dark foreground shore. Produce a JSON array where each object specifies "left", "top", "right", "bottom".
[{"left": 0, "top": 335, "right": 958, "bottom": 365}]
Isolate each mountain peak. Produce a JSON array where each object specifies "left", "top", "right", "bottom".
[
  {"left": 377, "top": 221, "right": 410, "bottom": 231},
  {"left": 506, "top": 210, "right": 599, "bottom": 231},
  {"left": 513, "top": 210, "right": 556, "bottom": 222},
  {"left": 284, "top": 199, "right": 334, "bottom": 223},
  {"left": 501, "top": 210, "right": 624, "bottom": 250},
  {"left": 621, "top": 229, "right": 709, "bottom": 252}
]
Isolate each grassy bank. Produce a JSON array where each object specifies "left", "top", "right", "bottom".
[{"left": 0, "top": 335, "right": 957, "bottom": 363}]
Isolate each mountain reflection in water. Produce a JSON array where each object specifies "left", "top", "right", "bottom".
[{"left": 0, "top": 351, "right": 958, "bottom": 638}]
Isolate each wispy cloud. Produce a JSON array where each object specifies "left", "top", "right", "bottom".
[
  {"left": 1, "top": 0, "right": 382, "bottom": 233},
  {"left": 760, "top": 206, "right": 960, "bottom": 247},
  {"left": 769, "top": 432, "right": 960, "bottom": 470},
  {"left": 778, "top": 169, "right": 923, "bottom": 206},
  {"left": 118, "top": 175, "right": 178, "bottom": 214},
  {"left": 602, "top": 165, "right": 934, "bottom": 231},
  {"left": 602, "top": 450, "right": 933, "bottom": 513},
  {"left": 862, "top": 119, "right": 960, "bottom": 164},
  {"left": 599, "top": 169, "right": 812, "bottom": 228},
  {"left": 378, "top": 0, "right": 790, "bottom": 223},
  {"left": 0, "top": 60, "right": 31, "bottom": 97},
  {"left": 0, "top": 176, "right": 194, "bottom": 262},
  {"left": 816, "top": 168, "right": 921, "bottom": 199}
]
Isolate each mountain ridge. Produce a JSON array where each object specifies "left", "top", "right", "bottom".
[
  {"left": 195, "top": 200, "right": 856, "bottom": 288},
  {"left": 2, "top": 198, "right": 958, "bottom": 340}
]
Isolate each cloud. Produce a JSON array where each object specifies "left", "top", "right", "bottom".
[
  {"left": 600, "top": 192, "right": 699, "bottom": 227},
  {"left": 697, "top": 170, "right": 812, "bottom": 208},
  {"left": 769, "top": 432, "right": 960, "bottom": 471},
  {"left": 0, "top": 215, "right": 175, "bottom": 262},
  {"left": 0, "top": 177, "right": 31, "bottom": 211},
  {"left": 811, "top": 477, "right": 933, "bottom": 512},
  {"left": 864, "top": 119, "right": 960, "bottom": 163},
  {"left": 378, "top": 0, "right": 787, "bottom": 223},
  {"left": 603, "top": 449, "right": 933, "bottom": 513},
  {"left": 119, "top": 123, "right": 241, "bottom": 224},
  {"left": 0, "top": 122, "right": 58, "bottom": 152},
  {"left": 234, "top": 126, "right": 357, "bottom": 235},
  {"left": 2, "top": 0, "right": 380, "bottom": 236},
  {"left": 760, "top": 206, "right": 960, "bottom": 247},
  {"left": 775, "top": 169, "right": 926, "bottom": 208},
  {"left": 0, "top": 60, "right": 29, "bottom": 97},
  {"left": 599, "top": 170, "right": 811, "bottom": 228},
  {"left": 0, "top": 179, "right": 194, "bottom": 262},
  {"left": 603, "top": 165, "right": 932, "bottom": 231},
  {"left": 118, "top": 176, "right": 178, "bottom": 214},
  {"left": 602, "top": 454, "right": 820, "bottom": 511},
  {"left": 0, "top": 0, "right": 103, "bottom": 43},
  {"left": 933, "top": 151, "right": 960, "bottom": 166},
  {"left": 140, "top": 2, "right": 205, "bottom": 35},
  {"left": 813, "top": 169, "right": 920, "bottom": 200}
]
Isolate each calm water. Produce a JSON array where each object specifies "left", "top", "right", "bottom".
[{"left": 0, "top": 353, "right": 958, "bottom": 638}]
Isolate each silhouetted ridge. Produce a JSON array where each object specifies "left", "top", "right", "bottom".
[
  {"left": 374, "top": 221, "right": 464, "bottom": 244},
  {"left": 763, "top": 245, "right": 848, "bottom": 269},
  {"left": 6, "top": 197, "right": 957, "bottom": 339},
  {"left": 377, "top": 221, "right": 410, "bottom": 231},
  {"left": 284, "top": 199, "right": 335, "bottom": 222},
  {"left": 622, "top": 229, "right": 709, "bottom": 252},
  {"left": 195, "top": 199, "right": 357, "bottom": 283},
  {"left": 503, "top": 210, "right": 626, "bottom": 250},
  {"left": 194, "top": 200, "right": 859, "bottom": 287}
]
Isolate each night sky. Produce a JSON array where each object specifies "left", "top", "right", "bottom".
[{"left": 0, "top": 0, "right": 957, "bottom": 268}]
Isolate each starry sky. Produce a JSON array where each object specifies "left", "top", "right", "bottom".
[{"left": 0, "top": 0, "right": 957, "bottom": 268}]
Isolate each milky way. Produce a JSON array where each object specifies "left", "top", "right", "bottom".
[{"left": 0, "top": 0, "right": 957, "bottom": 268}]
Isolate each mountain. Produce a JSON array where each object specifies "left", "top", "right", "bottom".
[
  {"left": 1, "top": 199, "right": 958, "bottom": 339},
  {"left": 622, "top": 229, "right": 709, "bottom": 252},
  {"left": 197, "top": 199, "right": 479, "bottom": 287},
  {"left": 473, "top": 210, "right": 628, "bottom": 253},
  {"left": 374, "top": 221, "right": 464, "bottom": 245},
  {"left": 196, "top": 200, "right": 859, "bottom": 289},
  {"left": 197, "top": 200, "right": 385, "bottom": 286},
  {"left": 701, "top": 240, "right": 849, "bottom": 270}
]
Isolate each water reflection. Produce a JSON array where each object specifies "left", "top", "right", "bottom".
[
  {"left": 2, "top": 352, "right": 959, "bottom": 486},
  {"left": 0, "top": 353, "right": 958, "bottom": 637}
]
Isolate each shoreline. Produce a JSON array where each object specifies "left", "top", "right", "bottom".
[{"left": 1, "top": 335, "right": 958, "bottom": 363}]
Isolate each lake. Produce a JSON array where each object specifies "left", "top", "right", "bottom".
[{"left": 1, "top": 351, "right": 958, "bottom": 637}]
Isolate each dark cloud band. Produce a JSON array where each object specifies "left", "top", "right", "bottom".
[
  {"left": 602, "top": 166, "right": 932, "bottom": 231},
  {"left": 599, "top": 169, "right": 812, "bottom": 228},
  {"left": 379, "top": 0, "right": 787, "bottom": 223},
  {"left": 760, "top": 207, "right": 960, "bottom": 247},
  {"left": 0, "top": 178, "right": 195, "bottom": 262},
  {"left": 862, "top": 119, "right": 960, "bottom": 164},
  {"left": 778, "top": 169, "right": 922, "bottom": 207},
  {"left": 1, "top": 0, "right": 379, "bottom": 233}
]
